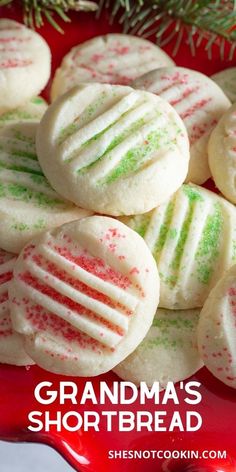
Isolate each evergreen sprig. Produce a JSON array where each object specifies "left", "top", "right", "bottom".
[
  {"left": 100, "top": 0, "right": 236, "bottom": 59},
  {"left": 1, "top": 0, "right": 236, "bottom": 58},
  {"left": 0, "top": 0, "right": 98, "bottom": 33}
]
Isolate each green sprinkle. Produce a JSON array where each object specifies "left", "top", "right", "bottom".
[
  {"left": 10, "top": 149, "right": 38, "bottom": 161},
  {"left": 81, "top": 122, "right": 115, "bottom": 151},
  {"left": 142, "top": 313, "right": 198, "bottom": 350},
  {"left": 168, "top": 228, "right": 177, "bottom": 239},
  {"left": 30, "top": 174, "right": 49, "bottom": 185},
  {"left": 0, "top": 135, "right": 37, "bottom": 160},
  {"left": 195, "top": 202, "right": 223, "bottom": 284},
  {"left": 84, "top": 92, "right": 107, "bottom": 118},
  {"left": 0, "top": 162, "right": 43, "bottom": 176},
  {"left": 159, "top": 271, "right": 178, "bottom": 287},
  {"left": 11, "top": 222, "right": 30, "bottom": 231},
  {"left": 0, "top": 182, "right": 63, "bottom": 208},
  {"left": 0, "top": 111, "right": 33, "bottom": 123},
  {"left": 183, "top": 184, "right": 204, "bottom": 203},
  {"left": 58, "top": 123, "right": 78, "bottom": 144},
  {"left": 58, "top": 92, "right": 108, "bottom": 144},
  {"left": 60, "top": 119, "right": 114, "bottom": 151},
  {"left": 13, "top": 131, "right": 35, "bottom": 145},
  {"left": 171, "top": 204, "right": 194, "bottom": 272},
  {"left": 11, "top": 218, "right": 46, "bottom": 232},
  {"left": 154, "top": 201, "right": 174, "bottom": 261},
  {"left": 195, "top": 203, "right": 223, "bottom": 284},
  {"left": 30, "top": 97, "right": 45, "bottom": 105},
  {"left": 102, "top": 128, "right": 171, "bottom": 184},
  {"left": 145, "top": 336, "right": 178, "bottom": 350},
  {"left": 33, "top": 219, "right": 46, "bottom": 230},
  {"left": 153, "top": 186, "right": 202, "bottom": 288},
  {"left": 78, "top": 117, "right": 146, "bottom": 174},
  {"left": 152, "top": 316, "right": 195, "bottom": 330},
  {"left": 133, "top": 214, "right": 151, "bottom": 238}
]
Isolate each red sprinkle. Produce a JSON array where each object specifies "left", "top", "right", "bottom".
[
  {"left": 180, "top": 98, "right": 211, "bottom": 120},
  {"left": 0, "top": 271, "right": 13, "bottom": 285},
  {"left": 20, "top": 271, "right": 126, "bottom": 337},
  {"left": 48, "top": 244, "right": 132, "bottom": 290},
  {"left": 0, "top": 58, "right": 32, "bottom": 68},
  {"left": 32, "top": 253, "right": 132, "bottom": 316},
  {"left": 25, "top": 303, "right": 112, "bottom": 353}
]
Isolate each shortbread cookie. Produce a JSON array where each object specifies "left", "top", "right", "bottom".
[
  {"left": 133, "top": 67, "right": 231, "bottom": 184},
  {"left": 36, "top": 83, "right": 190, "bottom": 216},
  {"left": 120, "top": 184, "right": 236, "bottom": 309},
  {"left": 211, "top": 68, "right": 236, "bottom": 103},
  {"left": 9, "top": 216, "right": 159, "bottom": 376},
  {"left": 208, "top": 103, "right": 236, "bottom": 204},
  {"left": 0, "top": 19, "right": 51, "bottom": 111},
  {"left": 0, "top": 122, "right": 90, "bottom": 254},
  {"left": 51, "top": 33, "right": 174, "bottom": 101},
  {"left": 114, "top": 308, "right": 203, "bottom": 388},
  {"left": 198, "top": 264, "right": 236, "bottom": 388},
  {"left": 0, "top": 96, "right": 47, "bottom": 128},
  {"left": 0, "top": 249, "right": 33, "bottom": 365}
]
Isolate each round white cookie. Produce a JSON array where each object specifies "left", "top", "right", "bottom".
[
  {"left": 37, "top": 83, "right": 190, "bottom": 216},
  {"left": 51, "top": 33, "right": 174, "bottom": 101},
  {"left": 0, "top": 122, "right": 91, "bottom": 254},
  {"left": 211, "top": 67, "right": 236, "bottom": 103},
  {"left": 0, "top": 249, "right": 33, "bottom": 365},
  {"left": 198, "top": 264, "right": 236, "bottom": 389},
  {"left": 9, "top": 216, "right": 159, "bottom": 376},
  {"left": 0, "top": 19, "right": 51, "bottom": 112},
  {"left": 120, "top": 184, "right": 236, "bottom": 309},
  {"left": 0, "top": 96, "right": 47, "bottom": 128},
  {"left": 133, "top": 67, "right": 231, "bottom": 184},
  {"left": 208, "top": 103, "right": 236, "bottom": 204},
  {"left": 114, "top": 308, "right": 203, "bottom": 388}
]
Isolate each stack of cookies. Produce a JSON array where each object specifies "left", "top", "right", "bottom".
[{"left": 1, "top": 19, "right": 236, "bottom": 390}]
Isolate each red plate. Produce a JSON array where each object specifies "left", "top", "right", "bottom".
[{"left": 0, "top": 5, "right": 236, "bottom": 472}]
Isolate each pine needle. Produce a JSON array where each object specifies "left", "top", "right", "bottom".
[
  {"left": 1, "top": 0, "right": 236, "bottom": 59},
  {"left": 99, "top": 0, "right": 236, "bottom": 59},
  {"left": 0, "top": 0, "right": 98, "bottom": 33}
]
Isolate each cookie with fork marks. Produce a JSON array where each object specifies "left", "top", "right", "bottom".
[
  {"left": 51, "top": 33, "right": 174, "bottom": 101},
  {"left": 133, "top": 67, "right": 231, "bottom": 184},
  {"left": 121, "top": 184, "right": 236, "bottom": 309},
  {"left": 0, "top": 122, "right": 91, "bottom": 254},
  {"left": 0, "top": 96, "right": 47, "bottom": 128},
  {"left": 37, "top": 83, "right": 190, "bottom": 216},
  {"left": 9, "top": 216, "right": 159, "bottom": 376}
]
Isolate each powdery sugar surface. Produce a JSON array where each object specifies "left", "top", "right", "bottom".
[
  {"left": 114, "top": 307, "right": 203, "bottom": 388},
  {"left": 212, "top": 67, "right": 236, "bottom": 103}
]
